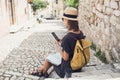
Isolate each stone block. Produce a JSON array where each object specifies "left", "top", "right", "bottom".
[
  {"left": 0, "top": 77, "right": 4, "bottom": 80},
  {"left": 111, "top": 0, "right": 120, "bottom": 1},
  {"left": 95, "top": 0, "right": 99, "bottom": 6},
  {"left": 104, "top": 0, "right": 110, "bottom": 7},
  {"left": 86, "top": 0, "right": 91, "bottom": 5},
  {"left": 105, "top": 51, "right": 112, "bottom": 62},
  {"left": 45, "top": 78, "right": 55, "bottom": 80},
  {"left": 103, "top": 37, "right": 111, "bottom": 49},
  {"left": 104, "top": 15, "right": 110, "bottom": 24},
  {"left": 105, "top": 7, "right": 113, "bottom": 15},
  {"left": 3, "top": 74, "right": 12, "bottom": 77},
  {"left": 104, "top": 26, "right": 110, "bottom": 36},
  {"left": 113, "top": 10, "right": 120, "bottom": 16},
  {"left": 103, "top": 5, "right": 106, "bottom": 13},
  {"left": 112, "top": 63, "right": 120, "bottom": 69},
  {"left": 110, "top": 73, "right": 120, "bottom": 78},
  {"left": 99, "top": 0, "right": 104, "bottom": 5},
  {"left": 93, "top": 7, "right": 96, "bottom": 13},
  {"left": 96, "top": 4, "right": 103, "bottom": 12},
  {"left": 100, "top": 21, "right": 105, "bottom": 30},
  {"left": 10, "top": 75, "right": 17, "bottom": 80},
  {"left": 4, "top": 77, "right": 9, "bottom": 80},
  {"left": 90, "top": 16, "right": 95, "bottom": 24},
  {"left": 116, "top": 24, "right": 120, "bottom": 29},
  {"left": 77, "top": 74, "right": 112, "bottom": 79},
  {"left": 91, "top": 2, "right": 95, "bottom": 7},
  {"left": 0, "top": 72, "right": 3, "bottom": 76},
  {"left": 112, "top": 48, "right": 119, "bottom": 62},
  {"left": 110, "top": 1, "right": 119, "bottom": 9},
  {"left": 119, "top": 2, "right": 120, "bottom": 9},
  {"left": 44, "top": 78, "right": 67, "bottom": 80},
  {"left": 16, "top": 77, "right": 25, "bottom": 80},
  {"left": 23, "top": 74, "right": 40, "bottom": 79},
  {"left": 4, "top": 71, "right": 22, "bottom": 76},
  {"left": 96, "top": 10, "right": 104, "bottom": 18},
  {"left": 95, "top": 64, "right": 113, "bottom": 70},
  {"left": 110, "top": 15, "right": 117, "bottom": 25},
  {"left": 106, "top": 78, "right": 120, "bottom": 80}
]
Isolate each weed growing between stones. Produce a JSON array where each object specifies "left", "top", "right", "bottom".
[
  {"left": 90, "top": 42, "right": 97, "bottom": 51},
  {"left": 91, "top": 42, "right": 107, "bottom": 63}
]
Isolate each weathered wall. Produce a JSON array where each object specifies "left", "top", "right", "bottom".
[
  {"left": 0, "top": 0, "right": 10, "bottom": 38},
  {"left": 15, "top": 0, "right": 33, "bottom": 26},
  {"left": 0, "top": 0, "right": 33, "bottom": 38},
  {"left": 78, "top": 0, "right": 120, "bottom": 62}
]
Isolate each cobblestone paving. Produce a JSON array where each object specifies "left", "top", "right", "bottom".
[
  {"left": 0, "top": 21, "right": 120, "bottom": 80},
  {"left": 0, "top": 30, "right": 68, "bottom": 80}
]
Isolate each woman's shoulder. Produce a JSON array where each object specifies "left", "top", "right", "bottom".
[
  {"left": 67, "top": 31, "right": 85, "bottom": 39},
  {"left": 62, "top": 33, "right": 76, "bottom": 43},
  {"left": 62, "top": 34, "right": 71, "bottom": 40},
  {"left": 62, "top": 30, "right": 85, "bottom": 41}
]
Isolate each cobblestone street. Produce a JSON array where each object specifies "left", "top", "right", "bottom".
[{"left": 0, "top": 20, "right": 120, "bottom": 80}]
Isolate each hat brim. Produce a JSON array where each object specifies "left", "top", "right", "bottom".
[{"left": 62, "top": 16, "right": 79, "bottom": 21}]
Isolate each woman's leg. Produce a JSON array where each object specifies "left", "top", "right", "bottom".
[{"left": 37, "top": 59, "right": 52, "bottom": 74}]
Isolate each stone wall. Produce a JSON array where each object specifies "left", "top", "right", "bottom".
[{"left": 78, "top": 0, "right": 120, "bottom": 62}]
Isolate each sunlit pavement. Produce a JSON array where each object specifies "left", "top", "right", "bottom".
[{"left": 0, "top": 20, "right": 120, "bottom": 80}]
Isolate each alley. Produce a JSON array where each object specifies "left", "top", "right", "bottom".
[{"left": 0, "top": 20, "right": 120, "bottom": 80}]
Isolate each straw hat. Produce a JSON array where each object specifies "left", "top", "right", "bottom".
[{"left": 62, "top": 7, "right": 79, "bottom": 21}]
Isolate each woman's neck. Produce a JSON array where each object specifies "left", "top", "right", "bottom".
[{"left": 68, "top": 30, "right": 80, "bottom": 34}]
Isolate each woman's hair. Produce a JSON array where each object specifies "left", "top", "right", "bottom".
[{"left": 67, "top": 20, "right": 79, "bottom": 31}]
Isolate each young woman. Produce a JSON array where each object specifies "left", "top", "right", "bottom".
[{"left": 31, "top": 7, "right": 85, "bottom": 78}]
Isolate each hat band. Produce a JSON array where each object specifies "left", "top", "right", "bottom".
[{"left": 63, "top": 13, "right": 77, "bottom": 18}]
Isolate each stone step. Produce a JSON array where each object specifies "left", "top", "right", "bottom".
[
  {"left": 45, "top": 78, "right": 120, "bottom": 80},
  {"left": 72, "top": 69, "right": 113, "bottom": 78},
  {"left": 0, "top": 70, "right": 40, "bottom": 80},
  {"left": 45, "top": 74, "right": 120, "bottom": 80},
  {"left": 106, "top": 78, "right": 120, "bottom": 80},
  {"left": 48, "top": 64, "right": 120, "bottom": 79},
  {"left": 71, "top": 64, "right": 120, "bottom": 78}
]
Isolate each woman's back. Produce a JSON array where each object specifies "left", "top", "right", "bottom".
[{"left": 61, "top": 31, "right": 85, "bottom": 60}]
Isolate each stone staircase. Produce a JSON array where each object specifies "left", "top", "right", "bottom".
[
  {"left": 0, "top": 32, "right": 120, "bottom": 80},
  {"left": 45, "top": 64, "right": 120, "bottom": 80},
  {"left": 46, "top": 63, "right": 120, "bottom": 80}
]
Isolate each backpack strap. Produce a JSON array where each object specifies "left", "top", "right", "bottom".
[{"left": 79, "top": 40, "right": 87, "bottom": 66}]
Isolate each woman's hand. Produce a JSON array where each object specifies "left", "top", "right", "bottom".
[
  {"left": 55, "top": 40, "right": 69, "bottom": 61},
  {"left": 55, "top": 40, "right": 62, "bottom": 53},
  {"left": 55, "top": 40, "right": 61, "bottom": 48}
]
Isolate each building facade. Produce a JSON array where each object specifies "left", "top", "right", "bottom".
[
  {"left": 48, "top": 0, "right": 63, "bottom": 19},
  {"left": 0, "top": 0, "right": 33, "bottom": 38},
  {"left": 0, "top": 0, "right": 10, "bottom": 38}
]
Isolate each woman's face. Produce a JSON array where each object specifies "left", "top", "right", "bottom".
[{"left": 63, "top": 18, "right": 69, "bottom": 28}]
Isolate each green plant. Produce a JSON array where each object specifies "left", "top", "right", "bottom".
[
  {"left": 31, "top": 0, "right": 48, "bottom": 12},
  {"left": 91, "top": 42, "right": 107, "bottom": 63},
  {"left": 95, "top": 49, "right": 107, "bottom": 63},
  {"left": 64, "top": 0, "right": 79, "bottom": 8},
  {"left": 90, "top": 42, "right": 97, "bottom": 51}
]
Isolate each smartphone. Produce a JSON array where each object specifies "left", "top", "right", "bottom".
[{"left": 51, "top": 32, "right": 60, "bottom": 41}]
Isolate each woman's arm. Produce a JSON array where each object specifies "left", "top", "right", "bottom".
[{"left": 55, "top": 41, "right": 69, "bottom": 61}]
